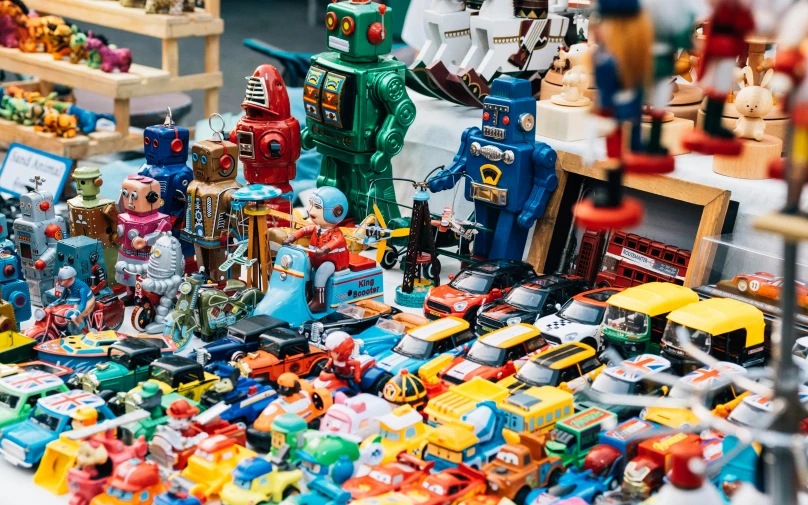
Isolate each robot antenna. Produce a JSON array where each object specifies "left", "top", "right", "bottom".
[
  {"left": 163, "top": 107, "right": 175, "bottom": 127},
  {"left": 208, "top": 113, "right": 226, "bottom": 142}
]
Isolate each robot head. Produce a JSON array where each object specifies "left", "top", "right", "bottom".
[
  {"left": 325, "top": 0, "right": 393, "bottom": 61},
  {"left": 242, "top": 64, "right": 291, "bottom": 118},
  {"left": 309, "top": 187, "right": 348, "bottom": 226},
  {"left": 191, "top": 139, "right": 238, "bottom": 182},
  {"left": 72, "top": 166, "right": 103, "bottom": 199},
  {"left": 143, "top": 120, "right": 190, "bottom": 165},
  {"left": 19, "top": 190, "right": 56, "bottom": 222},
  {"left": 55, "top": 237, "right": 103, "bottom": 279},
  {"left": 121, "top": 175, "right": 162, "bottom": 214},
  {"left": 481, "top": 77, "right": 536, "bottom": 143},
  {"left": 147, "top": 233, "right": 183, "bottom": 281}
]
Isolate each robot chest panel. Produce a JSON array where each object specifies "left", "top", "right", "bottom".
[
  {"left": 304, "top": 65, "right": 358, "bottom": 131},
  {"left": 466, "top": 139, "right": 533, "bottom": 209}
]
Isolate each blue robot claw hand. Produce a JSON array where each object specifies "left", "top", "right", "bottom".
[{"left": 428, "top": 170, "right": 458, "bottom": 193}]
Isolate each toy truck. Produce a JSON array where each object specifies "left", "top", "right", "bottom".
[
  {"left": 544, "top": 407, "right": 617, "bottom": 469},
  {"left": 362, "top": 404, "right": 434, "bottom": 463},
  {"left": 424, "top": 376, "right": 511, "bottom": 427},
  {"left": 190, "top": 314, "right": 289, "bottom": 367},
  {"left": 167, "top": 434, "right": 257, "bottom": 499},
  {"left": 70, "top": 337, "right": 166, "bottom": 395},
  {"left": 0, "top": 330, "right": 36, "bottom": 364},
  {"left": 219, "top": 456, "right": 303, "bottom": 505}
]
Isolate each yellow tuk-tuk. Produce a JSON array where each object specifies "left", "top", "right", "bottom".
[
  {"left": 660, "top": 298, "right": 767, "bottom": 374},
  {"left": 600, "top": 283, "right": 699, "bottom": 357}
]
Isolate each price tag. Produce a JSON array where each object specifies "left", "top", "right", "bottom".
[{"left": 0, "top": 143, "right": 72, "bottom": 201}]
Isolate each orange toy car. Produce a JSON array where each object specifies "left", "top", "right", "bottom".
[
  {"left": 343, "top": 453, "right": 435, "bottom": 499},
  {"left": 235, "top": 330, "right": 328, "bottom": 383},
  {"left": 732, "top": 271, "right": 808, "bottom": 307}
]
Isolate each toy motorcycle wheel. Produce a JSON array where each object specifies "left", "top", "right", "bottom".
[
  {"left": 380, "top": 247, "right": 399, "bottom": 270},
  {"left": 424, "top": 260, "right": 441, "bottom": 281},
  {"left": 27, "top": 328, "right": 57, "bottom": 344},
  {"left": 131, "top": 304, "right": 155, "bottom": 332}
]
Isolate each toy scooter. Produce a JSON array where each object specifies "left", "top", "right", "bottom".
[{"left": 23, "top": 294, "right": 125, "bottom": 343}]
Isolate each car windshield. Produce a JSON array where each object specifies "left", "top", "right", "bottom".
[
  {"left": 233, "top": 478, "right": 253, "bottom": 490},
  {"left": 449, "top": 271, "right": 493, "bottom": 295},
  {"left": 592, "top": 372, "right": 633, "bottom": 395},
  {"left": 30, "top": 405, "right": 62, "bottom": 431},
  {"left": 515, "top": 361, "right": 558, "bottom": 386},
  {"left": 0, "top": 390, "right": 20, "bottom": 410},
  {"left": 258, "top": 336, "right": 282, "bottom": 357},
  {"left": 106, "top": 486, "right": 134, "bottom": 501},
  {"left": 728, "top": 401, "right": 771, "bottom": 428},
  {"left": 393, "top": 335, "right": 434, "bottom": 360},
  {"left": 559, "top": 300, "right": 605, "bottom": 325},
  {"left": 504, "top": 287, "right": 546, "bottom": 309},
  {"left": 466, "top": 341, "right": 506, "bottom": 367},
  {"left": 794, "top": 341, "right": 808, "bottom": 360},
  {"left": 336, "top": 303, "right": 366, "bottom": 319},
  {"left": 149, "top": 365, "right": 174, "bottom": 384},
  {"left": 604, "top": 306, "right": 649, "bottom": 336},
  {"left": 109, "top": 348, "right": 128, "bottom": 364},
  {"left": 375, "top": 318, "right": 406, "bottom": 335},
  {"left": 661, "top": 322, "right": 712, "bottom": 353}
]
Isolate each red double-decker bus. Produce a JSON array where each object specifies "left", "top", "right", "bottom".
[{"left": 594, "top": 231, "right": 690, "bottom": 288}]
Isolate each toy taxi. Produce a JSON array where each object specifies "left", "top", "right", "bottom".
[
  {"left": 544, "top": 407, "right": 617, "bottom": 469},
  {"left": 599, "top": 283, "right": 699, "bottom": 357},
  {"left": 375, "top": 317, "right": 476, "bottom": 376},
  {"left": 355, "top": 313, "right": 430, "bottom": 358},
  {"left": 641, "top": 362, "right": 748, "bottom": 428},
  {"left": 352, "top": 465, "right": 487, "bottom": 505},
  {"left": 535, "top": 288, "right": 623, "bottom": 348},
  {"left": 115, "top": 356, "right": 219, "bottom": 408},
  {"left": 70, "top": 337, "right": 167, "bottom": 394},
  {"left": 219, "top": 457, "right": 303, "bottom": 505},
  {"left": 167, "top": 434, "right": 257, "bottom": 499},
  {"left": 90, "top": 458, "right": 165, "bottom": 505},
  {"left": 0, "top": 371, "right": 68, "bottom": 428},
  {"left": 424, "top": 401, "right": 506, "bottom": 472},
  {"left": 424, "top": 377, "right": 511, "bottom": 427},
  {"left": 0, "top": 390, "right": 115, "bottom": 468},
  {"left": 362, "top": 404, "right": 434, "bottom": 463},
  {"left": 343, "top": 453, "right": 434, "bottom": 499},
  {"left": 497, "top": 343, "right": 602, "bottom": 394},
  {"left": 659, "top": 298, "right": 767, "bottom": 375},
  {"left": 320, "top": 392, "right": 392, "bottom": 440},
  {"left": 576, "top": 354, "right": 671, "bottom": 420}
]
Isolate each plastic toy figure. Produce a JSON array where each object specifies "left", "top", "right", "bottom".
[
  {"left": 48, "top": 265, "right": 95, "bottom": 328},
  {"left": 319, "top": 391, "right": 392, "bottom": 440},
  {"left": 429, "top": 77, "right": 557, "bottom": 260},
  {"left": 320, "top": 330, "right": 363, "bottom": 384},
  {"left": 137, "top": 110, "right": 195, "bottom": 262},
  {"left": 682, "top": 0, "right": 755, "bottom": 156},
  {"left": 115, "top": 175, "right": 172, "bottom": 289},
  {"left": 182, "top": 116, "right": 244, "bottom": 283},
  {"left": 0, "top": 249, "right": 30, "bottom": 323},
  {"left": 200, "top": 363, "right": 277, "bottom": 425},
  {"left": 219, "top": 456, "right": 303, "bottom": 505},
  {"left": 92, "top": 458, "right": 165, "bottom": 505},
  {"left": 302, "top": 0, "right": 416, "bottom": 222},
  {"left": 282, "top": 187, "right": 350, "bottom": 312},
  {"left": 269, "top": 414, "right": 308, "bottom": 465},
  {"left": 12, "top": 178, "right": 69, "bottom": 306},
  {"left": 229, "top": 64, "right": 300, "bottom": 223},
  {"left": 297, "top": 434, "right": 365, "bottom": 486}
]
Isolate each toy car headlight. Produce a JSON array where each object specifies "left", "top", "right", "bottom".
[
  {"left": 453, "top": 301, "right": 468, "bottom": 312},
  {"left": 34, "top": 308, "right": 46, "bottom": 321},
  {"left": 281, "top": 254, "right": 293, "bottom": 269},
  {"left": 477, "top": 306, "right": 483, "bottom": 316},
  {"left": 88, "top": 375, "right": 100, "bottom": 388},
  {"left": 639, "top": 408, "right": 648, "bottom": 419},
  {"left": 562, "top": 332, "right": 578, "bottom": 342},
  {"left": 196, "top": 350, "right": 210, "bottom": 365},
  {"left": 311, "top": 322, "right": 324, "bottom": 343},
  {"left": 506, "top": 317, "right": 521, "bottom": 326}
]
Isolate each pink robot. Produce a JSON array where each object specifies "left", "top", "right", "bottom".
[{"left": 114, "top": 175, "right": 172, "bottom": 289}]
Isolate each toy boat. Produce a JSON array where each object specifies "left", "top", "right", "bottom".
[
  {"left": 0, "top": 361, "right": 73, "bottom": 379},
  {"left": 34, "top": 330, "right": 177, "bottom": 375}
]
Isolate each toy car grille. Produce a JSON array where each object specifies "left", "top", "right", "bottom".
[
  {"left": 1, "top": 439, "right": 24, "bottom": 460},
  {"left": 426, "top": 300, "right": 451, "bottom": 313},
  {"left": 244, "top": 76, "right": 269, "bottom": 108},
  {"left": 505, "top": 392, "right": 543, "bottom": 411}
]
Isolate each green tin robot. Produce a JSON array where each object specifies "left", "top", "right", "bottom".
[
  {"left": 303, "top": 0, "right": 416, "bottom": 222},
  {"left": 270, "top": 413, "right": 309, "bottom": 465}
]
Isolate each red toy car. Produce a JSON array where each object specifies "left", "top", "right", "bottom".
[
  {"left": 424, "top": 260, "right": 537, "bottom": 323},
  {"left": 343, "top": 453, "right": 435, "bottom": 499},
  {"left": 380, "top": 465, "right": 488, "bottom": 505},
  {"left": 23, "top": 293, "right": 125, "bottom": 343},
  {"left": 731, "top": 271, "right": 808, "bottom": 307}
]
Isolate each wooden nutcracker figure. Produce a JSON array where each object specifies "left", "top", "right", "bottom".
[{"left": 181, "top": 115, "right": 245, "bottom": 283}]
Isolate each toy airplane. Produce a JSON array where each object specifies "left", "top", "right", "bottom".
[
  {"left": 343, "top": 204, "right": 410, "bottom": 263},
  {"left": 219, "top": 242, "right": 257, "bottom": 272},
  {"left": 431, "top": 206, "right": 486, "bottom": 241}
]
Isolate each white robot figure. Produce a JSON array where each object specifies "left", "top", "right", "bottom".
[
  {"left": 119, "top": 233, "right": 183, "bottom": 333},
  {"left": 12, "top": 177, "right": 69, "bottom": 306}
]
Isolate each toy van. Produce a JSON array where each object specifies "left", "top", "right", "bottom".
[
  {"left": 375, "top": 317, "right": 476, "bottom": 376},
  {"left": 544, "top": 407, "right": 617, "bottom": 469}
]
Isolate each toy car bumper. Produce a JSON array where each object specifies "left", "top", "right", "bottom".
[
  {"left": 0, "top": 445, "right": 33, "bottom": 468},
  {"left": 246, "top": 426, "right": 273, "bottom": 451},
  {"left": 660, "top": 349, "right": 698, "bottom": 376}
]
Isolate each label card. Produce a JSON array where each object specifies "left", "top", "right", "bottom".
[{"left": 0, "top": 143, "right": 72, "bottom": 201}]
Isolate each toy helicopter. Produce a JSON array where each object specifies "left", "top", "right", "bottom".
[{"left": 431, "top": 205, "right": 486, "bottom": 242}]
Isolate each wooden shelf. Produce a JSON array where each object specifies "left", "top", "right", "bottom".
[
  {"left": 24, "top": 0, "right": 223, "bottom": 39},
  {"left": 0, "top": 118, "right": 142, "bottom": 159}
]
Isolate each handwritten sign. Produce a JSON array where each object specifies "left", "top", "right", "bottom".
[{"left": 0, "top": 143, "right": 72, "bottom": 201}]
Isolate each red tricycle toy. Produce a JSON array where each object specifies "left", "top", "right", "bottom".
[{"left": 23, "top": 293, "right": 125, "bottom": 343}]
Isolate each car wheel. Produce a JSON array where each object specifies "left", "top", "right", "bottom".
[
  {"left": 309, "top": 358, "right": 328, "bottom": 378},
  {"left": 214, "top": 327, "right": 227, "bottom": 340},
  {"left": 424, "top": 260, "right": 442, "bottom": 281},
  {"left": 283, "top": 487, "right": 300, "bottom": 499},
  {"left": 546, "top": 469, "right": 561, "bottom": 487},
  {"left": 736, "top": 279, "right": 749, "bottom": 292},
  {"left": 609, "top": 478, "right": 620, "bottom": 490},
  {"left": 380, "top": 247, "right": 399, "bottom": 270},
  {"left": 515, "top": 487, "right": 531, "bottom": 505},
  {"left": 230, "top": 351, "right": 246, "bottom": 362},
  {"left": 581, "top": 337, "right": 598, "bottom": 350},
  {"left": 370, "top": 372, "right": 394, "bottom": 397},
  {"left": 131, "top": 306, "right": 154, "bottom": 332}
]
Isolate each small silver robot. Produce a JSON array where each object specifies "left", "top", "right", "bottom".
[{"left": 12, "top": 177, "right": 69, "bottom": 306}]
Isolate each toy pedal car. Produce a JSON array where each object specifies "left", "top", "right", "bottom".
[{"left": 23, "top": 293, "right": 125, "bottom": 343}]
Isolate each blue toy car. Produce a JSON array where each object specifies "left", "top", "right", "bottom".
[
  {"left": 352, "top": 313, "right": 429, "bottom": 358},
  {"left": 154, "top": 490, "right": 203, "bottom": 505},
  {"left": 190, "top": 314, "right": 289, "bottom": 366},
  {"left": 281, "top": 476, "right": 351, "bottom": 505},
  {"left": 200, "top": 363, "right": 277, "bottom": 424},
  {"left": 374, "top": 316, "right": 475, "bottom": 376},
  {"left": 0, "top": 390, "right": 115, "bottom": 468},
  {"left": 526, "top": 444, "right": 624, "bottom": 505},
  {"left": 298, "top": 301, "right": 403, "bottom": 352}
]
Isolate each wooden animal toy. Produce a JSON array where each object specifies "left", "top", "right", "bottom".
[
  {"left": 85, "top": 35, "right": 132, "bottom": 73},
  {"left": 734, "top": 66, "right": 774, "bottom": 141},
  {"left": 552, "top": 43, "right": 593, "bottom": 106}
]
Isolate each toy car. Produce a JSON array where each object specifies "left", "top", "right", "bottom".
[
  {"left": 114, "top": 356, "right": 220, "bottom": 410},
  {"left": 361, "top": 404, "right": 434, "bottom": 463},
  {"left": 424, "top": 401, "right": 507, "bottom": 472},
  {"left": 300, "top": 300, "right": 402, "bottom": 349},
  {"left": 728, "top": 386, "right": 808, "bottom": 429},
  {"left": 497, "top": 343, "right": 602, "bottom": 394},
  {"left": 425, "top": 260, "right": 538, "bottom": 323},
  {"left": 166, "top": 434, "right": 257, "bottom": 499},
  {"left": 91, "top": 458, "right": 165, "bottom": 505},
  {"left": 189, "top": 314, "right": 289, "bottom": 367},
  {"left": 353, "top": 465, "right": 487, "bottom": 505},
  {"left": 200, "top": 363, "right": 277, "bottom": 424},
  {"left": 355, "top": 313, "right": 430, "bottom": 357},
  {"left": 219, "top": 456, "right": 303, "bottom": 505},
  {"left": 0, "top": 371, "right": 68, "bottom": 429},
  {"left": 475, "top": 274, "right": 589, "bottom": 335},
  {"left": 320, "top": 392, "right": 392, "bottom": 440},
  {"left": 279, "top": 478, "right": 351, "bottom": 505},
  {"left": 23, "top": 293, "right": 125, "bottom": 343},
  {"left": 234, "top": 329, "right": 328, "bottom": 384},
  {"left": 525, "top": 444, "right": 623, "bottom": 505},
  {"left": 375, "top": 317, "right": 476, "bottom": 376},
  {"left": 0, "top": 330, "right": 36, "bottom": 364},
  {"left": 535, "top": 288, "right": 622, "bottom": 349},
  {"left": 0, "top": 360, "right": 73, "bottom": 379},
  {"left": 731, "top": 271, "right": 808, "bottom": 307},
  {"left": 343, "top": 452, "right": 434, "bottom": 499},
  {"left": 0, "top": 390, "right": 115, "bottom": 468},
  {"left": 69, "top": 337, "right": 167, "bottom": 394},
  {"left": 544, "top": 408, "right": 617, "bottom": 469}
]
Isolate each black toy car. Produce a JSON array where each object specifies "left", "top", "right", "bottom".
[
  {"left": 299, "top": 300, "right": 402, "bottom": 350},
  {"left": 475, "top": 274, "right": 590, "bottom": 335},
  {"left": 190, "top": 315, "right": 289, "bottom": 366}
]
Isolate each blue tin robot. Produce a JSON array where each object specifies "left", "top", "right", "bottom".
[
  {"left": 42, "top": 236, "right": 112, "bottom": 305},
  {"left": 137, "top": 110, "right": 195, "bottom": 259},
  {"left": 0, "top": 249, "right": 31, "bottom": 324},
  {"left": 429, "top": 77, "right": 558, "bottom": 260}
]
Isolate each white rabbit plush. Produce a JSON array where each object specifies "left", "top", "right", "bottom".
[
  {"left": 552, "top": 43, "right": 594, "bottom": 106},
  {"left": 734, "top": 66, "right": 774, "bottom": 141}
]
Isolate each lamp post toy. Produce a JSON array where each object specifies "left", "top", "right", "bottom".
[
  {"left": 302, "top": 0, "right": 416, "bottom": 223},
  {"left": 229, "top": 64, "right": 300, "bottom": 227},
  {"left": 12, "top": 176, "right": 69, "bottom": 306}
]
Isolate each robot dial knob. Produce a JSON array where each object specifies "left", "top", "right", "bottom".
[
  {"left": 518, "top": 113, "right": 535, "bottom": 132},
  {"left": 470, "top": 142, "right": 481, "bottom": 156},
  {"left": 260, "top": 132, "right": 287, "bottom": 160},
  {"left": 502, "top": 150, "right": 515, "bottom": 165}
]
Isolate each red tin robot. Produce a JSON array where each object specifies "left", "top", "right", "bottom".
[{"left": 229, "top": 64, "right": 301, "bottom": 224}]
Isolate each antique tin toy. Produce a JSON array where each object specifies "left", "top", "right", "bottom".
[
  {"left": 128, "top": 233, "right": 185, "bottom": 334},
  {"left": 0, "top": 297, "right": 17, "bottom": 333},
  {"left": 190, "top": 314, "right": 288, "bottom": 366},
  {"left": 43, "top": 236, "right": 113, "bottom": 306},
  {"left": 302, "top": 0, "right": 416, "bottom": 221},
  {"left": 0, "top": 371, "right": 68, "bottom": 429},
  {"left": 12, "top": 178, "right": 69, "bottom": 306},
  {"left": 428, "top": 77, "right": 557, "bottom": 260},
  {"left": 0, "top": 248, "right": 30, "bottom": 324},
  {"left": 234, "top": 327, "right": 328, "bottom": 384},
  {"left": 0, "top": 214, "right": 13, "bottom": 251},
  {"left": 24, "top": 291, "right": 125, "bottom": 343}
]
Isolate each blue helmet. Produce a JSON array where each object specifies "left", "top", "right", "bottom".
[{"left": 310, "top": 187, "right": 348, "bottom": 225}]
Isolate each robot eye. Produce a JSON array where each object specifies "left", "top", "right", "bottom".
[
  {"left": 144, "top": 137, "right": 150, "bottom": 145},
  {"left": 326, "top": 11, "right": 337, "bottom": 31},
  {"left": 79, "top": 180, "right": 85, "bottom": 185},
  {"left": 192, "top": 152, "right": 199, "bottom": 162},
  {"left": 483, "top": 111, "right": 490, "bottom": 121},
  {"left": 201, "top": 155, "right": 208, "bottom": 165},
  {"left": 58, "top": 252, "right": 64, "bottom": 261},
  {"left": 502, "top": 116, "right": 510, "bottom": 125},
  {"left": 341, "top": 16, "right": 355, "bottom": 35},
  {"left": 121, "top": 189, "right": 129, "bottom": 197},
  {"left": 132, "top": 191, "right": 138, "bottom": 199},
  {"left": 3, "top": 265, "right": 13, "bottom": 278},
  {"left": 153, "top": 139, "right": 159, "bottom": 148},
  {"left": 67, "top": 256, "right": 74, "bottom": 265},
  {"left": 26, "top": 203, "right": 31, "bottom": 209}
]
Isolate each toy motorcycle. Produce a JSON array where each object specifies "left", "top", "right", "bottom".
[
  {"left": 23, "top": 293, "right": 125, "bottom": 343},
  {"left": 131, "top": 274, "right": 163, "bottom": 333}
]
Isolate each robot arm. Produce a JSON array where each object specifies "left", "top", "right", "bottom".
[
  {"left": 370, "top": 73, "right": 417, "bottom": 174},
  {"left": 141, "top": 274, "right": 183, "bottom": 296},
  {"left": 517, "top": 144, "right": 559, "bottom": 229},
  {"left": 428, "top": 126, "right": 479, "bottom": 193},
  {"left": 102, "top": 204, "right": 119, "bottom": 244},
  {"left": 34, "top": 222, "right": 64, "bottom": 270},
  {"left": 142, "top": 219, "right": 173, "bottom": 248}
]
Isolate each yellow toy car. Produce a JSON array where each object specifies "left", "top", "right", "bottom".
[
  {"left": 497, "top": 342, "right": 603, "bottom": 394},
  {"left": 167, "top": 434, "right": 257, "bottom": 499},
  {"left": 220, "top": 457, "right": 303, "bottom": 505},
  {"left": 362, "top": 404, "right": 434, "bottom": 463}
]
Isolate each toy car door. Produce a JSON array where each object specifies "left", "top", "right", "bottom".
[{"left": 283, "top": 340, "right": 310, "bottom": 376}]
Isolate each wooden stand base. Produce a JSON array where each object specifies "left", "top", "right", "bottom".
[
  {"left": 640, "top": 117, "right": 694, "bottom": 156},
  {"left": 713, "top": 134, "right": 782, "bottom": 179},
  {"left": 668, "top": 83, "right": 703, "bottom": 123},
  {"left": 535, "top": 100, "right": 593, "bottom": 142},
  {"left": 539, "top": 70, "right": 598, "bottom": 103},
  {"left": 697, "top": 100, "right": 790, "bottom": 151}
]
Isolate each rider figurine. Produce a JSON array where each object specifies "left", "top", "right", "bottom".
[
  {"left": 320, "top": 331, "right": 363, "bottom": 385},
  {"left": 50, "top": 265, "right": 96, "bottom": 327},
  {"left": 282, "top": 187, "right": 349, "bottom": 312}
]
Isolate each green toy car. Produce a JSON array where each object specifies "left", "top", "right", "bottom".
[
  {"left": 0, "top": 371, "right": 68, "bottom": 429},
  {"left": 69, "top": 337, "right": 165, "bottom": 395}
]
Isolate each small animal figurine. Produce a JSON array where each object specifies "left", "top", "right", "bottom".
[
  {"left": 34, "top": 108, "right": 78, "bottom": 138},
  {"left": 85, "top": 34, "right": 132, "bottom": 73},
  {"left": 69, "top": 26, "right": 87, "bottom": 64},
  {"left": 0, "top": 14, "right": 19, "bottom": 48},
  {"left": 20, "top": 15, "right": 47, "bottom": 53},
  {"left": 119, "top": 0, "right": 147, "bottom": 7},
  {"left": 552, "top": 43, "right": 593, "bottom": 106},
  {"left": 44, "top": 21, "right": 72, "bottom": 60},
  {"left": 734, "top": 66, "right": 774, "bottom": 141},
  {"left": 145, "top": 0, "right": 183, "bottom": 15}
]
